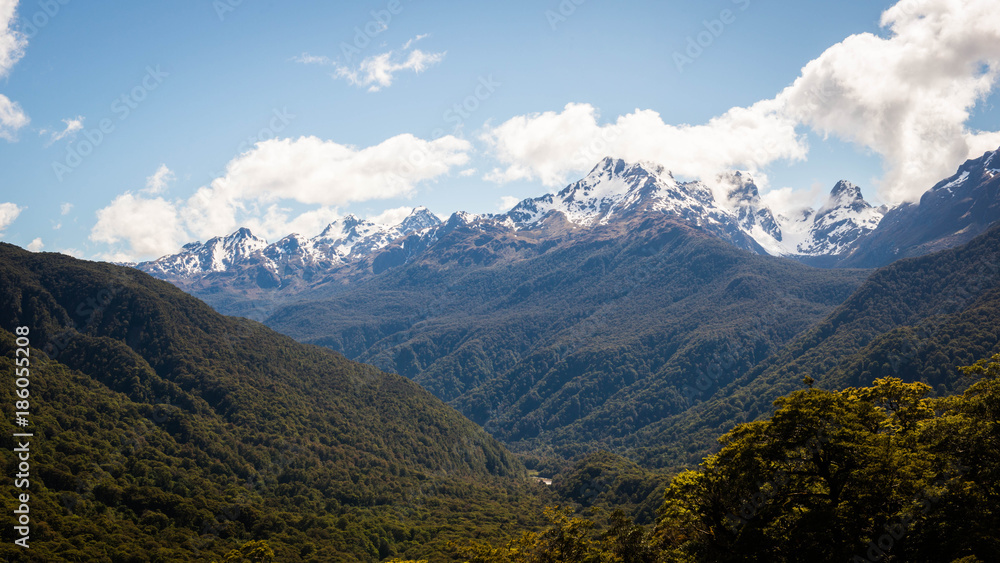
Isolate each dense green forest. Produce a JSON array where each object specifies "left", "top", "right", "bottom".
[
  {"left": 262, "top": 217, "right": 866, "bottom": 462},
  {"left": 450, "top": 354, "right": 1000, "bottom": 562},
  {"left": 0, "top": 244, "right": 549, "bottom": 562},
  {"left": 633, "top": 224, "right": 1000, "bottom": 468},
  {"left": 3, "top": 220, "right": 1000, "bottom": 561}
]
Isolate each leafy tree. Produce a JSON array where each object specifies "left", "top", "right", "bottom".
[{"left": 215, "top": 540, "right": 275, "bottom": 563}]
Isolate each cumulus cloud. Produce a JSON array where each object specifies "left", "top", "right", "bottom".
[
  {"left": 0, "top": 0, "right": 26, "bottom": 78},
  {"left": 760, "top": 183, "right": 826, "bottom": 220},
  {"left": 60, "top": 202, "right": 73, "bottom": 215},
  {"left": 482, "top": 101, "right": 806, "bottom": 188},
  {"left": 483, "top": 0, "right": 1000, "bottom": 204},
  {"left": 776, "top": 0, "right": 1000, "bottom": 202},
  {"left": 498, "top": 196, "right": 521, "bottom": 211},
  {"left": 368, "top": 206, "right": 417, "bottom": 227},
  {"left": 91, "top": 134, "right": 471, "bottom": 260},
  {"left": 0, "top": 1, "right": 28, "bottom": 141},
  {"left": 144, "top": 164, "right": 175, "bottom": 194},
  {"left": 0, "top": 94, "right": 28, "bottom": 140},
  {"left": 248, "top": 204, "right": 341, "bottom": 240},
  {"left": 90, "top": 193, "right": 189, "bottom": 260},
  {"left": 26, "top": 237, "right": 42, "bottom": 251},
  {"left": 300, "top": 36, "right": 445, "bottom": 92},
  {"left": 0, "top": 201, "right": 22, "bottom": 232},
  {"left": 178, "top": 134, "right": 470, "bottom": 240}
]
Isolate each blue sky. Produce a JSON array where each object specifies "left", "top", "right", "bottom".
[{"left": 0, "top": 0, "right": 997, "bottom": 261}]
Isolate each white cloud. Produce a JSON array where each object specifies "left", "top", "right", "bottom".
[
  {"left": 482, "top": 101, "right": 806, "bottom": 188},
  {"left": 90, "top": 193, "right": 188, "bottom": 260},
  {"left": 402, "top": 34, "right": 430, "bottom": 49},
  {"left": 144, "top": 164, "right": 175, "bottom": 194},
  {"left": 44, "top": 116, "right": 84, "bottom": 145},
  {"left": 91, "top": 133, "right": 471, "bottom": 259},
  {"left": 760, "top": 183, "right": 826, "bottom": 220},
  {"left": 0, "top": 201, "right": 21, "bottom": 231},
  {"left": 26, "top": 237, "right": 42, "bottom": 251},
  {"left": 0, "top": 1, "right": 28, "bottom": 141},
  {"left": 248, "top": 204, "right": 340, "bottom": 239},
  {"left": 459, "top": 168, "right": 477, "bottom": 177},
  {"left": 482, "top": 0, "right": 1000, "bottom": 204},
  {"left": 0, "top": 94, "right": 28, "bottom": 141},
  {"left": 0, "top": 0, "right": 26, "bottom": 78},
  {"left": 498, "top": 196, "right": 521, "bottom": 211},
  {"left": 368, "top": 206, "right": 415, "bottom": 227},
  {"left": 60, "top": 202, "right": 73, "bottom": 215},
  {"left": 326, "top": 36, "right": 445, "bottom": 92},
  {"left": 775, "top": 0, "right": 1000, "bottom": 202},
  {"left": 336, "top": 49, "right": 445, "bottom": 92},
  {"left": 292, "top": 53, "right": 334, "bottom": 66},
  {"left": 179, "top": 134, "right": 470, "bottom": 240}
]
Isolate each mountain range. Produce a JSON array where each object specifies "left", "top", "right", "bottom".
[
  {"left": 7, "top": 149, "right": 1000, "bottom": 560},
  {"left": 138, "top": 147, "right": 1000, "bottom": 292},
  {"left": 128, "top": 147, "right": 1000, "bottom": 466}
]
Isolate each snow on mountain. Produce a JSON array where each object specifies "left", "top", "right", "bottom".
[
  {"left": 140, "top": 157, "right": 900, "bottom": 283},
  {"left": 839, "top": 145, "right": 1000, "bottom": 268},
  {"left": 501, "top": 158, "right": 879, "bottom": 257},
  {"left": 139, "top": 207, "right": 442, "bottom": 278},
  {"left": 506, "top": 158, "right": 720, "bottom": 228},
  {"left": 142, "top": 227, "right": 269, "bottom": 276},
  {"left": 784, "top": 180, "right": 885, "bottom": 256}
]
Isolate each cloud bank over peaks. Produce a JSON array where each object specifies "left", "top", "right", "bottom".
[
  {"left": 481, "top": 0, "right": 1000, "bottom": 205},
  {"left": 91, "top": 133, "right": 472, "bottom": 261},
  {"left": 481, "top": 100, "right": 806, "bottom": 189}
]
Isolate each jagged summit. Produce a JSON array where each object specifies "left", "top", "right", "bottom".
[
  {"left": 138, "top": 149, "right": 1000, "bottom": 283},
  {"left": 839, "top": 145, "right": 1000, "bottom": 267},
  {"left": 140, "top": 207, "right": 442, "bottom": 279},
  {"left": 789, "top": 181, "right": 884, "bottom": 256},
  {"left": 399, "top": 206, "right": 442, "bottom": 232},
  {"left": 719, "top": 171, "right": 783, "bottom": 243}
]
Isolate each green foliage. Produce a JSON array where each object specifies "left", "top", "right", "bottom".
[
  {"left": 635, "top": 225, "right": 1000, "bottom": 468},
  {"left": 462, "top": 354, "right": 1000, "bottom": 562},
  {"left": 551, "top": 451, "right": 669, "bottom": 525},
  {"left": 259, "top": 220, "right": 864, "bottom": 463},
  {"left": 452, "top": 507, "right": 655, "bottom": 563},
  {"left": 0, "top": 244, "right": 548, "bottom": 562},
  {"left": 215, "top": 540, "right": 275, "bottom": 563}
]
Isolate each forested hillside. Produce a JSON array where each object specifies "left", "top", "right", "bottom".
[
  {"left": 0, "top": 244, "right": 546, "bottom": 562},
  {"left": 633, "top": 224, "right": 1000, "bottom": 467},
  {"left": 454, "top": 356, "right": 1000, "bottom": 562},
  {"left": 263, "top": 215, "right": 866, "bottom": 460}
]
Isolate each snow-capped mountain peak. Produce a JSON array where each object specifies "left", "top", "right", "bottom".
[
  {"left": 717, "top": 171, "right": 782, "bottom": 243},
  {"left": 140, "top": 207, "right": 443, "bottom": 279},
  {"left": 398, "top": 206, "right": 442, "bottom": 232},
  {"left": 781, "top": 180, "right": 884, "bottom": 256}
]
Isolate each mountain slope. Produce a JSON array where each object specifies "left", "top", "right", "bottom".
[
  {"left": 263, "top": 214, "right": 866, "bottom": 461},
  {"left": 137, "top": 158, "right": 893, "bottom": 306},
  {"left": 140, "top": 207, "right": 443, "bottom": 292},
  {"left": 633, "top": 223, "right": 1000, "bottom": 467},
  {"left": 0, "top": 244, "right": 541, "bottom": 562},
  {"left": 840, "top": 147, "right": 1000, "bottom": 267}
]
